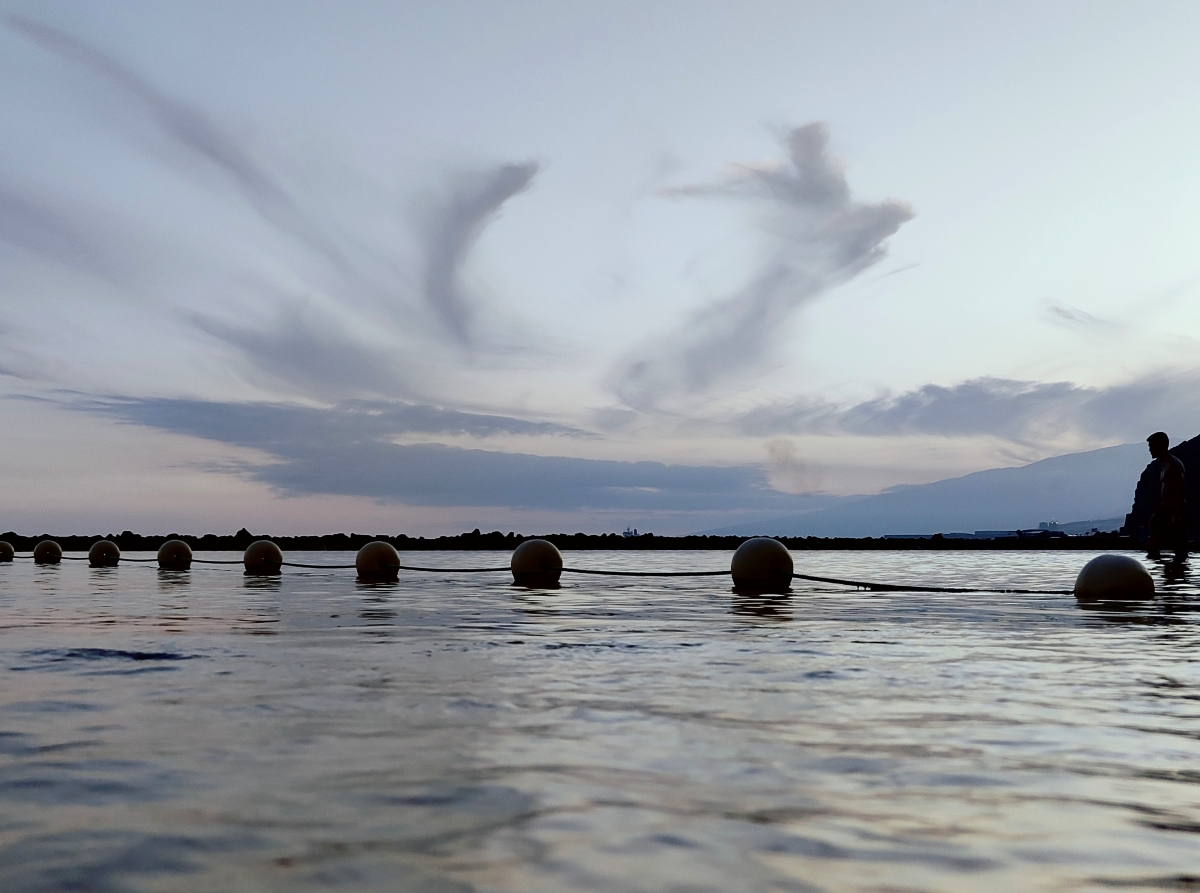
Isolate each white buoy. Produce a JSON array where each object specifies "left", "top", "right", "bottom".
[
  {"left": 1074, "top": 554, "right": 1154, "bottom": 601},
  {"left": 88, "top": 540, "right": 120, "bottom": 567},
  {"left": 157, "top": 539, "right": 193, "bottom": 571},
  {"left": 356, "top": 541, "right": 400, "bottom": 582},
  {"left": 0, "top": 541, "right": 13, "bottom": 562},
  {"left": 243, "top": 540, "right": 283, "bottom": 576},
  {"left": 731, "top": 537, "right": 793, "bottom": 593},
  {"left": 33, "top": 540, "right": 62, "bottom": 565},
  {"left": 510, "top": 539, "right": 562, "bottom": 586}
]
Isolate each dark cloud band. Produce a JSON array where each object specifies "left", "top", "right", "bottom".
[
  {"left": 81, "top": 397, "right": 824, "bottom": 511},
  {"left": 737, "top": 374, "right": 1200, "bottom": 444}
]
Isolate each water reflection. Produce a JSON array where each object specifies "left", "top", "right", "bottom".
[
  {"left": 731, "top": 594, "right": 792, "bottom": 620},
  {"left": 355, "top": 589, "right": 398, "bottom": 640},
  {"left": 243, "top": 576, "right": 282, "bottom": 593},
  {"left": 1076, "top": 599, "right": 1184, "bottom": 626},
  {"left": 510, "top": 581, "right": 561, "bottom": 591},
  {"left": 235, "top": 599, "right": 282, "bottom": 634},
  {"left": 509, "top": 590, "right": 565, "bottom": 619},
  {"left": 32, "top": 564, "right": 60, "bottom": 597},
  {"left": 354, "top": 580, "right": 398, "bottom": 594},
  {"left": 88, "top": 567, "right": 121, "bottom": 626},
  {"left": 155, "top": 593, "right": 189, "bottom": 631},
  {"left": 88, "top": 566, "right": 120, "bottom": 594},
  {"left": 1160, "top": 560, "right": 1191, "bottom": 587},
  {"left": 358, "top": 602, "right": 397, "bottom": 622},
  {"left": 156, "top": 569, "right": 190, "bottom": 592}
]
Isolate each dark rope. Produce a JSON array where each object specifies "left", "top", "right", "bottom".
[
  {"left": 791, "top": 571, "right": 1071, "bottom": 594},
  {"left": 396, "top": 563, "right": 510, "bottom": 573},
  {"left": 280, "top": 561, "right": 507, "bottom": 571},
  {"left": 563, "top": 567, "right": 728, "bottom": 577}
]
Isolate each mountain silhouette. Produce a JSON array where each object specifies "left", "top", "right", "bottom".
[{"left": 705, "top": 442, "right": 1156, "bottom": 537}]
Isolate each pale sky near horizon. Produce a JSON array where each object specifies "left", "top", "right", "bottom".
[{"left": 2, "top": 0, "right": 1199, "bottom": 535}]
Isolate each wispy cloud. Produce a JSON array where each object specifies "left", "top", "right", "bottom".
[
  {"left": 6, "top": 16, "right": 543, "bottom": 405},
  {"left": 1042, "top": 298, "right": 1119, "bottom": 330},
  {"left": 190, "top": 300, "right": 414, "bottom": 399},
  {"left": 612, "top": 123, "right": 913, "bottom": 408},
  {"left": 0, "top": 181, "right": 128, "bottom": 282},
  {"left": 422, "top": 163, "right": 540, "bottom": 347},
  {"left": 8, "top": 14, "right": 348, "bottom": 271}
]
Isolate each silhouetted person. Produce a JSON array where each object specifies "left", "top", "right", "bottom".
[{"left": 1146, "top": 431, "right": 1188, "bottom": 562}]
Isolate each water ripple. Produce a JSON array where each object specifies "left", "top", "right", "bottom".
[{"left": 1, "top": 550, "right": 1198, "bottom": 890}]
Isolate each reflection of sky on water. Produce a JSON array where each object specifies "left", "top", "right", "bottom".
[{"left": 1, "top": 550, "right": 1200, "bottom": 891}]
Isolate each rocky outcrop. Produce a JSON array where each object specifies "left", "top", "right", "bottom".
[{"left": 1124, "top": 434, "right": 1200, "bottom": 540}]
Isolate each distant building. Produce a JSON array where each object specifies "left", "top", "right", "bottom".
[
  {"left": 975, "top": 529, "right": 1068, "bottom": 539},
  {"left": 1039, "top": 518, "right": 1125, "bottom": 535}
]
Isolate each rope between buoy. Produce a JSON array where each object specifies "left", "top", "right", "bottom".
[
  {"left": 397, "top": 563, "right": 510, "bottom": 573},
  {"left": 281, "top": 561, "right": 358, "bottom": 569},
  {"left": 278, "top": 562, "right": 508, "bottom": 570},
  {"left": 791, "top": 571, "right": 1071, "bottom": 594},
  {"left": 563, "top": 567, "right": 728, "bottom": 577}
]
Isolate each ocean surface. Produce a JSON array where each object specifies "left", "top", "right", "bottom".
[{"left": 1, "top": 549, "right": 1198, "bottom": 892}]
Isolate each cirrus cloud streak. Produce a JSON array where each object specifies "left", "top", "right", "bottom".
[{"left": 613, "top": 123, "right": 913, "bottom": 409}]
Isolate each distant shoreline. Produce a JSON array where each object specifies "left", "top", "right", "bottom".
[{"left": 0, "top": 530, "right": 1159, "bottom": 552}]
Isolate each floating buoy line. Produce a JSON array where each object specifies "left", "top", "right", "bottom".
[{"left": 0, "top": 536, "right": 1163, "bottom": 600}]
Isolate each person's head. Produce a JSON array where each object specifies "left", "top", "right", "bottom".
[{"left": 1148, "top": 431, "right": 1170, "bottom": 459}]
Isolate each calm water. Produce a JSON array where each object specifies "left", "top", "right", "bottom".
[{"left": 1, "top": 550, "right": 1199, "bottom": 892}]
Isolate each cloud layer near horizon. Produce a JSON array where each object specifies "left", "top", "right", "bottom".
[
  {"left": 80, "top": 396, "right": 834, "bottom": 512},
  {"left": 69, "top": 370, "right": 1200, "bottom": 514},
  {"left": 736, "top": 375, "right": 1200, "bottom": 446}
]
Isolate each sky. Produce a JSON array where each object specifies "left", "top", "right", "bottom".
[{"left": 2, "top": 0, "right": 1200, "bottom": 536}]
